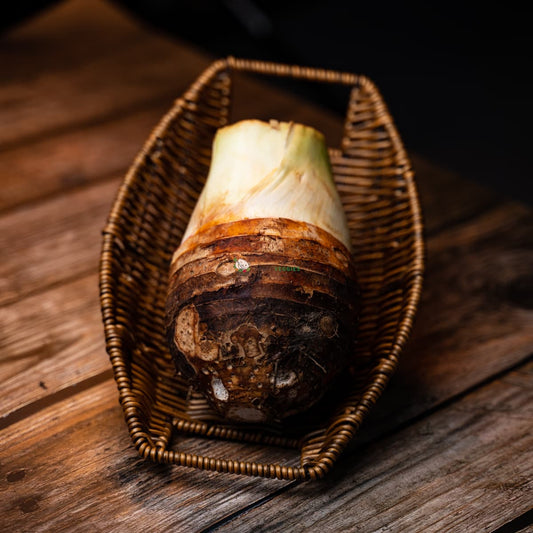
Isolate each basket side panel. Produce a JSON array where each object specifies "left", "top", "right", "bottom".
[
  {"left": 299, "top": 79, "right": 424, "bottom": 473},
  {"left": 102, "top": 66, "right": 232, "bottom": 448}
]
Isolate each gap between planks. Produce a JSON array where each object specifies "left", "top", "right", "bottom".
[
  {"left": 0, "top": 103, "right": 169, "bottom": 215},
  {"left": 0, "top": 369, "right": 112, "bottom": 431},
  {"left": 490, "top": 508, "right": 533, "bottom": 533},
  {"left": 0, "top": 177, "right": 122, "bottom": 307},
  {"left": 0, "top": 95, "right": 177, "bottom": 160}
]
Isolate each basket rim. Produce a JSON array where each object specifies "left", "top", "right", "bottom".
[{"left": 99, "top": 56, "right": 425, "bottom": 481}]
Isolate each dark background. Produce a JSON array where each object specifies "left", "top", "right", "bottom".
[{"left": 4, "top": 0, "right": 532, "bottom": 203}]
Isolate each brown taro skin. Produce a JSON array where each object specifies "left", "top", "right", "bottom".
[{"left": 165, "top": 217, "right": 360, "bottom": 424}]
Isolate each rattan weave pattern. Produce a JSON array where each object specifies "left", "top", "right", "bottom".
[{"left": 99, "top": 57, "right": 424, "bottom": 480}]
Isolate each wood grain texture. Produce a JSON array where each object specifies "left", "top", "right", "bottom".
[
  {"left": 212, "top": 361, "right": 533, "bottom": 533},
  {"left": 1, "top": 0, "right": 532, "bottom": 529},
  {"left": 0, "top": 274, "right": 109, "bottom": 423},
  {"left": 361, "top": 201, "right": 533, "bottom": 442},
  {"left": 411, "top": 155, "right": 499, "bottom": 235},
  {"left": 0, "top": 107, "right": 165, "bottom": 212},
  {"left": 0, "top": 179, "right": 120, "bottom": 306},
  {"left": 0, "top": 380, "right": 293, "bottom": 533},
  {"left": 0, "top": 0, "right": 208, "bottom": 150},
  {"left": 0, "top": 0, "right": 337, "bottom": 211}
]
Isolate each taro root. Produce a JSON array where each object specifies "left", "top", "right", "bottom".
[{"left": 166, "top": 119, "right": 360, "bottom": 423}]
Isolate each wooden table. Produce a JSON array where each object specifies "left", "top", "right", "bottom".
[{"left": 1, "top": 1, "right": 532, "bottom": 531}]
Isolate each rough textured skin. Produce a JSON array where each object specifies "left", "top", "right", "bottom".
[{"left": 166, "top": 217, "right": 360, "bottom": 423}]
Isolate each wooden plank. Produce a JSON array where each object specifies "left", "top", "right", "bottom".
[
  {"left": 410, "top": 155, "right": 498, "bottom": 235},
  {"left": 0, "top": 179, "right": 120, "bottom": 306},
  {"left": 0, "top": 274, "right": 110, "bottom": 423},
  {"left": 0, "top": 380, "right": 293, "bottom": 532},
  {"left": 0, "top": 107, "right": 166, "bottom": 212},
  {"left": 0, "top": 79, "right": 343, "bottom": 212},
  {"left": 210, "top": 361, "right": 533, "bottom": 533},
  {"left": 0, "top": 0, "right": 210, "bottom": 149},
  {"left": 361, "top": 200, "right": 533, "bottom": 441}
]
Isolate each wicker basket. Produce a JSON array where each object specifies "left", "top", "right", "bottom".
[{"left": 99, "top": 57, "right": 424, "bottom": 481}]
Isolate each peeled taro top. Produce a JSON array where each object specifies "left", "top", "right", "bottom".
[{"left": 176, "top": 119, "right": 352, "bottom": 257}]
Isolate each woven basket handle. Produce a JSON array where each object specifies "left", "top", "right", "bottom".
[
  {"left": 224, "top": 57, "right": 380, "bottom": 154},
  {"left": 226, "top": 56, "right": 359, "bottom": 86}
]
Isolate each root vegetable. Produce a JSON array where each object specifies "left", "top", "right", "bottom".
[{"left": 166, "top": 119, "right": 359, "bottom": 423}]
